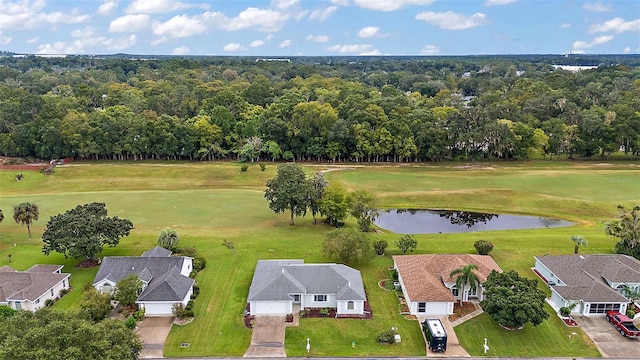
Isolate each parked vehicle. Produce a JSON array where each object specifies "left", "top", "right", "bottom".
[
  {"left": 606, "top": 310, "right": 640, "bottom": 338},
  {"left": 422, "top": 318, "right": 447, "bottom": 352}
]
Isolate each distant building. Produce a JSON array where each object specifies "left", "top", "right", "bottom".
[{"left": 0, "top": 265, "right": 71, "bottom": 312}]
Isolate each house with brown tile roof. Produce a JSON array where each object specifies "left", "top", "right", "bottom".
[
  {"left": 0, "top": 264, "right": 71, "bottom": 312},
  {"left": 393, "top": 254, "right": 501, "bottom": 316},
  {"left": 534, "top": 254, "right": 640, "bottom": 316}
]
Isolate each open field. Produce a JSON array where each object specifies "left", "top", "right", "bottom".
[{"left": 1, "top": 161, "right": 638, "bottom": 357}]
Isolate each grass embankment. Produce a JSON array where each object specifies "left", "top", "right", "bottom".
[{"left": 1, "top": 161, "right": 637, "bottom": 357}]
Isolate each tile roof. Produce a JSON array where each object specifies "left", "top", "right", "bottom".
[
  {"left": 393, "top": 254, "right": 502, "bottom": 302},
  {"left": 0, "top": 265, "right": 69, "bottom": 302},
  {"left": 247, "top": 260, "right": 366, "bottom": 302}
]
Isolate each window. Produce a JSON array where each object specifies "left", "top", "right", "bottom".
[
  {"left": 62, "top": 280, "right": 66, "bottom": 288},
  {"left": 35, "top": 299, "right": 40, "bottom": 304},
  {"left": 469, "top": 286, "right": 477, "bottom": 296},
  {"left": 418, "top": 302, "right": 426, "bottom": 313},
  {"left": 347, "top": 301, "right": 354, "bottom": 310},
  {"left": 451, "top": 287, "right": 459, "bottom": 296},
  {"left": 314, "top": 295, "right": 327, "bottom": 302},
  {"left": 50, "top": 289, "right": 54, "bottom": 297}
]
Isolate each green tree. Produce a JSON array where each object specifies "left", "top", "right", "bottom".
[
  {"left": 396, "top": 234, "right": 417, "bottom": 254},
  {"left": 605, "top": 205, "right": 640, "bottom": 259},
  {"left": 42, "top": 202, "right": 134, "bottom": 261},
  {"left": 347, "top": 190, "right": 378, "bottom": 232},
  {"left": 114, "top": 274, "right": 143, "bottom": 308},
  {"left": 80, "top": 287, "right": 113, "bottom": 322},
  {"left": 13, "top": 202, "right": 39, "bottom": 239},
  {"left": 157, "top": 228, "right": 179, "bottom": 250},
  {"left": 449, "top": 264, "right": 480, "bottom": 304},
  {"left": 480, "top": 270, "right": 549, "bottom": 329},
  {"left": 322, "top": 228, "right": 374, "bottom": 265},
  {"left": 373, "top": 239, "right": 388, "bottom": 255},
  {"left": 309, "top": 172, "right": 328, "bottom": 225},
  {"left": 319, "top": 183, "right": 349, "bottom": 227},
  {"left": 473, "top": 239, "right": 494, "bottom": 255},
  {"left": 570, "top": 235, "right": 587, "bottom": 254},
  {"left": 264, "top": 163, "right": 311, "bottom": 225}
]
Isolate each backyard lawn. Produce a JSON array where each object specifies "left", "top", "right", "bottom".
[{"left": 0, "top": 160, "right": 637, "bottom": 357}]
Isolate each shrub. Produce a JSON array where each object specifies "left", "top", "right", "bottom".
[
  {"left": 373, "top": 239, "right": 388, "bottom": 255},
  {"left": 0, "top": 305, "right": 17, "bottom": 318},
  {"left": 59, "top": 288, "right": 69, "bottom": 296},
  {"left": 240, "top": 164, "right": 249, "bottom": 172},
  {"left": 124, "top": 316, "right": 137, "bottom": 329},
  {"left": 559, "top": 306, "right": 571, "bottom": 317},
  {"left": 376, "top": 328, "right": 397, "bottom": 344},
  {"left": 390, "top": 268, "right": 398, "bottom": 281},
  {"left": 193, "top": 256, "right": 206, "bottom": 272},
  {"left": 133, "top": 308, "right": 145, "bottom": 321},
  {"left": 474, "top": 239, "right": 494, "bottom": 255},
  {"left": 173, "top": 303, "right": 194, "bottom": 319},
  {"left": 259, "top": 163, "right": 266, "bottom": 171},
  {"left": 627, "top": 308, "right": 636, "bottom": 319},
  {"left": 45, "top": 299, "right": 55, "bottom": 307},
  {"left": 319, "top": 308, "right": 329, "bottom": 316},
  {"left": 185, "top": 300, "right": 194, "bottom": 311}
]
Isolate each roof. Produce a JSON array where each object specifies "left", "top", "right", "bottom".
[
  {"left": 535, "top": 254, "right": 640, "bottom": 303},
  {"left": 393, "top": 254, "right": 502, "bottom": 302},
  {"left": 0, "top": 265, "right": 70, "bottom": 302},
  {"left": 247, "top": 260, "right": 366, "bottom": 302},
  {"left": 25, "top": 264, "right": 64, "bottom": 273},
  {"left": 141, "top": 246, "right": 172, "bottom": 258}
]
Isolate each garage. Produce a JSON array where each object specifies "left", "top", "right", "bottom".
[
  {"left": 251, "top": 301, "right": 291, "bottom": 315},
  {"left": 140, "top": 302, "right": 175, "bottom": 316}
]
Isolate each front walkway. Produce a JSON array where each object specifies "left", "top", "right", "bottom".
[{"left": 243, "top": 315, "right": 287, "bottom": 358}]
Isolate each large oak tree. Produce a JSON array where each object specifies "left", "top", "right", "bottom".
[{"left": 264, "top": 163, "right": 311, "bottom": 225}]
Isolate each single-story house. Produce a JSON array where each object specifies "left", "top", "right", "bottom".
[
  {"left": 534, "top": 254, "right": 640, "bottom": 316},
  {"left": 247, "top": 260, "right": 367, "bottom": 316},
  {"left": 393, "top": 254, "right": 502, "bottom": 316},
  {"left": 93, "top": 246, "right": 194, "bottom": 316},
  {"left": 0, "top": 264, "right": 71, "bottom": 312}
]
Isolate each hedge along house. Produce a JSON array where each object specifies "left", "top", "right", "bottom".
[
  {"left": 393, "top": 254, "right": 502, "bottom": 316},
  {"left": 93, "top": 246, "right": 194, "bottom": 316},
  {"left": 534, "top": 254, "right": 640, "bottom": 316},
  {"left": 247, "top": 260, "right": 367, "bottom": 317},
  {"left": 0, "top": 264, "right": 70, "bottom": 312}
]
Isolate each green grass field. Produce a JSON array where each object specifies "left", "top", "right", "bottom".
[{"left": 1, "top": 160, "right": 638, "bottom": 357}]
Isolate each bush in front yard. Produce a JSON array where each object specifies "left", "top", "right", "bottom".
[
  {"left": 376, "top": 328, "right": 397, "bottom": 344},
  {"left": 474, "top": 240, "right": 494, "bottom": 255},
  {"left": 559, "top": 307, "right": 571, "bottom": 317}
]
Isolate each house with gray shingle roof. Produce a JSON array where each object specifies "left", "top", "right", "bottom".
[
  {"left": 247, "top": 260, "right": 367, "bottom": 316},
  {"left": 93, "top": 246, "right": 194, "bottom": 316},
  {"left": 534, "top": 254, "right": 640, "bottom": 316},
  {"left": 0, "top": 264, "right": 70, "bottom": 312},
  {"left": 393, "top": 254, "right": 502, "bottom": 316}
]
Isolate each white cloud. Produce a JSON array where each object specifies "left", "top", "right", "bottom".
[
  {"left": 419, "top": 44, "right": 440, "bottom": 55},
  {"left": 353, "top": 0, "right": 435, "bottom": 11},
  {"left": 271, "top": 0, "right": 298, "bottom": 10},
  {"left": 309, "top": 6, "right": 338, "bottom": 21},
  {"left": 152, "top": 14, "right": 207, "bottom": 41},
  {"left": 623, "top": 47, "right": 631, "bottom": 53},
  {"left": 220, "top": 7, "right": 289, "bottom": 32},
  {"left": 306, "top": 34, "right": 329, "bottom": 43},
  {"left": 583, "top": 1, "right": 610, "bottom": 13},
  {"left": 588, "top": 17, "right": 640, "bottom": 34},
  {"left": 358, "top": 26, "right": 379, "bottom": 38},
  {"left": 0, "top": 31, "right": 11, "bottom": 46},
  {"left": 279, "top": 39, "right": 292, "bottom": 48},
  {"left": 0, "top": 0, "right": 91, "bottom": 31},
  {"left": 250, "top": 39, "right": 265, "bottom": 47},
  {"left": 126, "top": 0, "right": 192, "bottom": 14},
  {"left": 572, "top": 35, "right": 614, "bottom": 53},
  {"left": 326, "top": 43, "right": 378, "bottom": 54},
  {"left": 484, "top": 0, "right": 516, "bottom": 5},
  {"left": 560, "top": 23, "right": 571, "bottom": 29},
  {"left": 97, "top": 1, "right": 118, "bottom": 15},
  {"left": 172, "top": 46, "right": 189, "bottom": 55},
  {"left": 416, "top": 11, "right": 487, "bottom": 30},
  {"left": 37, "top": 27, "right": 137, "bottom": 54},
  {"left": 26, "top": 36, "right": 39, "bottom": 43},
  {"left": 109, "top": 14, "right": 150, "bottom": 32},
  {"left": 223, "top": 42, "right": 245, "bottom": 52},
  {"left": 330, "top": 0, "right": 349, "bottom": 5}
]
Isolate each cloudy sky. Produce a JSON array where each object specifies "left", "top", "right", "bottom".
[{"left": 0, "top": 0, "right": 638, "bottom": 56}]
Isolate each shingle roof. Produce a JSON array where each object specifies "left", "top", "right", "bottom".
[
  {"left": 0, "top": 265, "right": 70, "bottom": 302},
  {"left": 536, "top": 254, "right": 640, "bottom": 303},
  {"left": 247, "top": 260, "right": 366, "bottom": 302},
  {"left": 25, "top": 264, "right": 64, "bottom": 273},
  {"left": 138, "top": 266, "right": 195, "bottom": 302},
  {"left": 141, "top": 246, "right": 172, "bottom": 258},
  {"left": 393, "top": 254, "right": 502, "bottom": 302}
]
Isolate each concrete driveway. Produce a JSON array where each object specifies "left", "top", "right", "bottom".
[
  {"left": 137, "top": 317, "right": 175, "bottom": 359},
  {"left": 243, "top": 315, "right": 287, "bottom": 358},
  {"left": 576, "top": 315, "right": 640, "bottom": 358},
  {"left": 417, "top": 316, "right": 470, "bottom": 357}
]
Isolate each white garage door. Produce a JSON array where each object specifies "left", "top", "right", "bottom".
[
  {"left": 142, "top": 303, "right": 174, "bottom": 316},
  {"left": 252, "top": 301, "right": 289, "bottom": 314}
]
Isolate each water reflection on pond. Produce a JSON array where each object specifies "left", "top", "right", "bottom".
[{"left": 374, "top": 209, "right": 574, "bottom": 234}]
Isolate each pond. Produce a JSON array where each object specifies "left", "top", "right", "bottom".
[{"left": 374, "top": 209, "right": 574, "bottom": 234}]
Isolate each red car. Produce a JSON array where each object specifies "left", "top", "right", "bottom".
[{"left": 606, "top": 311, "right": 640, "bottom": 338}]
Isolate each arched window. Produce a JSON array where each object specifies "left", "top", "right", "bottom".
[{"left": 347, "top": 301, "right": 354, "bottom": 310}]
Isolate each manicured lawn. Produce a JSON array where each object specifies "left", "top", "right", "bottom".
[{"left": 0, "top": 161, "right": 638, "bottom": 357}]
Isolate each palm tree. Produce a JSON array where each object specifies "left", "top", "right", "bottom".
[
  {"left": 449, "top": 264, "right": 480, "bottom": 305},
  {"left": 157, "top": 228, "right": 179, "bottom": 250},
  {"left": 570, "top": 235, "right": 587, "bottom": 254},
  {"left": 13, "top": 202, "right": 39, "bottom": 239}
]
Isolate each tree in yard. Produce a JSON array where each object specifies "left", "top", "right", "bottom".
[
  {"left": 264, "top": 163, "right": 312, "bottom": 225},
  {"left": 473, "top": 239, "right": 494, "bottom": 255},
  {"left": 347, "top": 190, "right": 379, "bottom": 232},
  {"left": 449, "top": 264, "right": 480, "bottom": 305},
  {"left": 373, "top": 239, "right": 388, "bottom": 255},
  {"left": 396, "top": 234, "right": 417, "bottom": 254},
  {"left": 605, "top": 205, "right": 640, "bottom": 259},
  {"left": 309, "top": 172, "right": 328, "bottom": 225},
  {"left": 570, "top": 235, "right": 587, "bottom": 254},
  {"left": 80, "top": 287, "right": 113, "bottom": 322},
  {"left": 480, "top": 270, "right": 549, "bottom": 329},
  {"left": 114, "top": 274, "right": 143, "bottom": 308},
  {"left": 157, "top": 228, "right": 179, "bottom": 250},
  {"left": 319, "top": 183, "right": 349, "bottom": 227},
  {"left": 42, "top": 202, "right": 134, "bottom": 262},
  {"left": 13, "top": 202, "right": 39, "bottom": 239},
  {"left": 322, "top": 228, "right": 374, "bottom": 265}
]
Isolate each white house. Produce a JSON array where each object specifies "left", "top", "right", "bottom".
[
  {"left": 393, "top": 254, "right": 502, "bottom": 316},
  {"left": 247, "top": 260, "right": 367, "bottom": 317},
  {"left": 534, "top": 254, "right": 640, "bottom": 316},
  {"left": 0, "top": 264, "right": 71, "bottom": 312},
  {"left": 93, "top": 246, "right": 194, "bottom": 316}
]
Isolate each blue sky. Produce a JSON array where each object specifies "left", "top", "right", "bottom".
[{"left": 0, "top": 0, "right": 638, "bottom": 55}]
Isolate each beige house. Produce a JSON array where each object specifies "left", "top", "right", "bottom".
[{"left": 0, "top": 264, "right": 71, "bottom": 312}]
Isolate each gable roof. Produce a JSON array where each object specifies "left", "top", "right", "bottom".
[
  {"left": 535, "top": 254, "right": 640, "bottom": 303},
  {"left": 0, "top": 265, "right": 70, "bottom": 303},
  {"left": 393, "top": 254, "right": 502, "bottom": 302},
  {"left": 141, "top": 246, "right": 172, "bottom": 258},
  {"left": 247, "top": 260, "right": 366, "bottom": 302}
]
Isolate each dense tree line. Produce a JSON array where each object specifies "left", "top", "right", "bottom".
[{"left": 0, "top": 56, "right": 639, "bottom": 162}]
